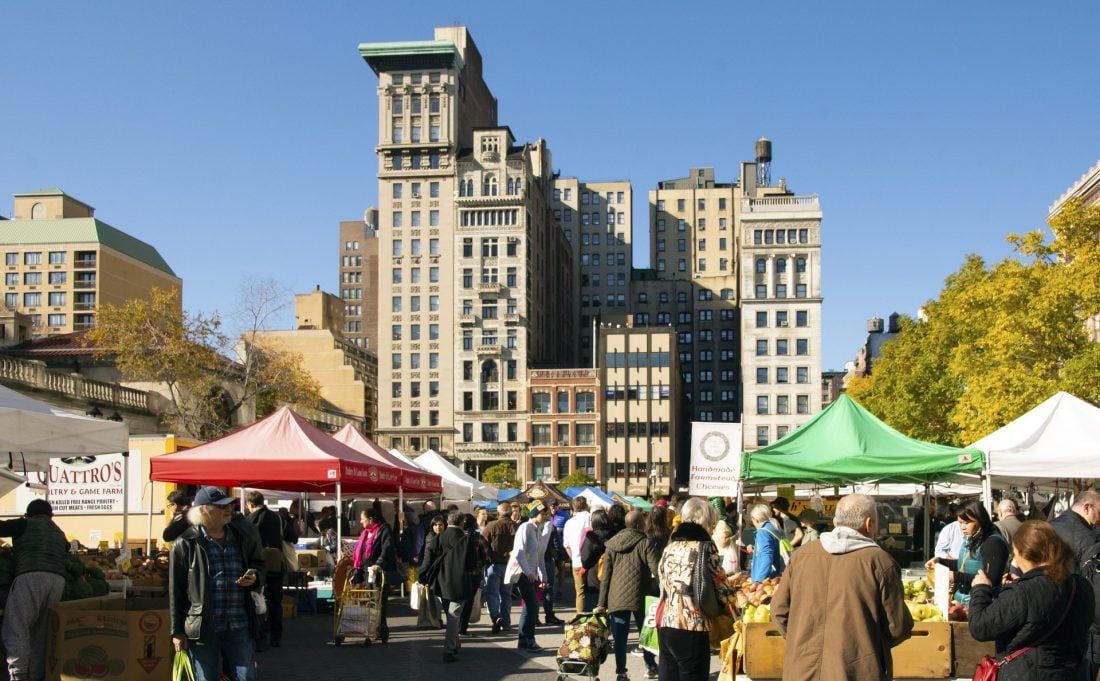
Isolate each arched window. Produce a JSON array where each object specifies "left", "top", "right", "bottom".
[
  {"left": 796, "top": 257, "right": 806, "bottom": 273},
  {"left": 481, "top": 359, "right": 499, "bottom": 382},
  {"left": 776, "top": 258, "right": 787, "bottom": 273},
  {"left": 483, "top": 175, "right": 498, "bottom": 196},
  {"left": 31, "top": 203, "right": 45, "bottom": 219},
  {"left": 755, "top": 258, "right": 766, "bottom": 274}
]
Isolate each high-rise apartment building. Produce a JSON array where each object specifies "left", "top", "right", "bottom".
[
  {"left": 552, "top": 179, "right": 633, "bottom": 367},
  {"left": 1, "top": 189, "right": 180, "bottom": 337},
  {"left": 338, "top": 208, "right": 379, "bottom": 349},
  {"left": 360, "top": 27, "right": 572, "bottom": 477}
]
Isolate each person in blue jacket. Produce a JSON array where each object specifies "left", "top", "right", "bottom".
[{"left": 750, "top": 503, "right": 786, "bottom": 583}]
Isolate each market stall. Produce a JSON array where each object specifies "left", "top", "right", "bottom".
[{"left": 410, "top": 449, "right": 498, "bottom": 503}]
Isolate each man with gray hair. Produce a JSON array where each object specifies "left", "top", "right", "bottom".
[
  {"left": 994, "top": 497, "right": 1022, "bottom": 554},
  {"left": 772, "top": 494, "right": 913, "bottom": 680}
]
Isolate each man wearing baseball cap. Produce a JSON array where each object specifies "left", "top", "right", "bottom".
[
  {"left": 512, "top": 500, "right": 553, "bottom": 651},
  {"left": 0, "top": 499, "right": 68, "bottom": 681},
  {"left": 169, "top": 487, "right": 265, "bottom": 681}
]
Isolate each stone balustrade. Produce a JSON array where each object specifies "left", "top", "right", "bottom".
[{"left": 0, "top": 355, "right": 150, "bottom": 410}]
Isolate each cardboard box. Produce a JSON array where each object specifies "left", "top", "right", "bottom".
[
  {"left": 47, "top": 597, "right": 171, "bottom": 681},
  {"left": 282, "top": 595, "right": 297, "bottom": 620}
]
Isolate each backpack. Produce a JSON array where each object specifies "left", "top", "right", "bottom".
[
  {"left": 763, "top": 526, "right": 793, "bottom": 569},
  {"left": 1079, "top": 541, "right": 1100, "bottom": 625}
]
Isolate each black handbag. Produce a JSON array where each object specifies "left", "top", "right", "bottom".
[{"left": 692, "top": 541, "right": 726, "bottom": 619}]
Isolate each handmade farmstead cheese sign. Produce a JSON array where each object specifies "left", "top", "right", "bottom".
[{"left": 688, "top": 422, "right": 742, "bottom": 497}]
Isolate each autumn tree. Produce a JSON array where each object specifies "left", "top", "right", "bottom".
[
  {"left": 848, "top": 198, "right": 1100, "bottom": 444},
  {"left": 558, "top": 469, "right": 596, "bottom": 489},
  {"left": 88, "top": 284, "right": 320, "bottom": 439}
]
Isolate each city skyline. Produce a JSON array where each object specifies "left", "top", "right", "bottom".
[{"left": 1, "top": 3, "right": 1097, "bottom": 370}]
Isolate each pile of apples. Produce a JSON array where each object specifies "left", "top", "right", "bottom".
[
  {"left": 903, "top": 578, "right": 947, "bottom": 622},
  {"left": 729, "top": 574, "right": 781, "bottom": 623}
]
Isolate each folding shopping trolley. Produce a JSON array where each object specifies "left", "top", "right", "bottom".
[
  {"left": 333, "top": 569, "right": 383, "bottom": 646},
  {"left": 555, "top": 611, "right": 610, "bottom": 681}
]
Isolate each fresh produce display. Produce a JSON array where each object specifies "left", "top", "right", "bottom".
[
  {"left": 903, "top": 576, "right": 949, "bottom": 622},
  {"left": 61, "top": 552, "right": 111, "bottom": 601},
  {"left": 728, "top": 573, "right": 781, "bottom": 623}
]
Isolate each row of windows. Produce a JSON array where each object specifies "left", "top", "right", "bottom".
[
  {"left": 4, "top": 251, "right": 78, "bottom": 266},
  {"left": 345, "top": 304, "right": 362, "bottom": 317},
  {"left": 462, "top": 268, "right": 517, "bottom": 288},
  {"left": 655, "top": 237, "right": 731, "bottom": 253},
  {"left": 756, "top": 425, "right": 792, "bottom": 447},
  {"left": 531, "top": 456, "right": 598, "bottom": 481},
  {"left": 695, "top": 411, "right": 739, "bottom": 422},
  {"left": 341, "top": 255, "right": 362, "bottom": 267},
  {"left": 341, "top": 271, "right": 362, "bottom": 283},
  {"left": 580, "top": 252, "right": 627, "bottom": 267},
  {"left": 459, "top": 299, "right": 518, "bottom": 317},
  {"left": 577, "top": 232, "right": 626, "bottom": 246},
  {"left": 756, "top": 310, "right": 810, "bottom": 328},
  {"left": 389, "top": 152, "right": 441, "bottom": 171},
  {"left": 390, "top": 72, "right": 442, "bottom": 86},
  {"left": 580, "top": 294, "right": 627, "bottom": 308},
  {"left": 343, "top": 240, "right": 361, "bottom": 251},
  {"left": 459, "top": 422, "right": 518, "bottom": 443},
  {"left": 531, "top": 391, "right": 597, "bottom": 414},
  {"left": 461, "top": 237, "right": 519, "bottom": 258},
  {"left": 394, "top": 266, "right": 441, "bottom": 284},
  {"left": 390, "top": 380, "right": 441, "bottom": 398},
  {"left": 605, "top": 421, "right": 672, "bottom": 437},
  {"left": 344, "top": 321, "right": 362, "bottom": 333},
  {"left": 391, "top": 324, "right": 442, "bottom": 341},
  {"left": 392, "top": 181, "right": 440, "bottom": 199},
  {"left": 390, "top": 295, "right": 440, "bottom": 312},
  {"left": 756, "top": 394, "right": 812, "bottom": 415},
  {"left": 753, "top": 229, "right": 809, "bottom": 245},
  {"left": 391, "top": 94, "right": 441, "bottom": 116},
  {"left": 634, "top": 309, "right": 736, "bottom": 326},
  {"left": 391, "top": 121, "right": 441, "bottom": 144},
  {"left": 574, "top": 211, "right": 625, "bottom": 226},
  {"left": 755, "top": 339, "right": 812, "bottom": 356},
  {"left": 677, "top": 329, "right": 737, "bottom": 343},
  {"left": 604, "top": 351, "right": 671, "bottom": 368},
  {"left": 580, "top": 273, "right": 627, "bottom": 288},
  {"left": 389, "top": 435, "right": 442, "bottom": 454},
  {"left": 456, "top": 177, "right": 523, "bottom": 197},
  {"left": 604, "top": 385, "right": 672, "bottom": 401},
  {"left": 656, "top": 217, "right": 728, "bottom": 231},
  {"left": 755, "top": 283, "right": 809, "bottom": 299},
  {"left": 390, "top": 352, "right": 441, "bottom": 370},
  {"left": 656, "top": 198, "right": 728, "bottom": 212},
  {"left": 459, "top": 209, "right": 519, "bottom": 227},
  {"left": 655, "top": 257, "right": 729, "bottom": 273},
  {"left": 5, "top": 271, "right": 71, "bottom": 285},
  {"left": 391, "top": 238, "right": 441, "bottom": 256},
  {"left": 459, "top": 329, "right": 519, "bottom": 349},
  {"left": 390, "top": 210, "right": 440, "bottom": 229},
  {"left": 532, "top": 423, "right": 597, "bottom": 446},
  {"left": 6, "top": 292, "right": 92, "bottom": 307},
  {"left": 754, "top": 256, "right": 808, "bottom": 274},
  {"left": 756, "top": 366, "right": 813, "bottom": 384},
  {"left": 637, "top": 289, "right": 732, "bottom": 305},
  {"left": 390, "top": 410, "right": 442, "bottom": 427},
  {"left": 6, "top": 311, "right": 93, "bottom": 328},
  {"left": 552, "top": 188, "right": 626, "bottom": 205}
]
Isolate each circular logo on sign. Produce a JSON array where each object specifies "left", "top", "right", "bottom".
[
  {"left": 699, "top": 431, "right": 731, "bottom": 462},
  {"left": 138, "top": 611, "right": 162, "bottom": 633},
  {"left": 529, "top": 487, "right": 546, "bottom": 499},
  {"left": 368, "top": 467, "right": 378, "bottom": 481}
]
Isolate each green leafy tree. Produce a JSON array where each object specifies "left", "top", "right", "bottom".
[
  {"left": 482, "top": 463, "right": 520, "bottom": 488},
  {"left": 558, "top": 469, "right": 596, "bottom": 489},
  {"left": 849, "top": 199, "right": 1100, "bottom": 444}
]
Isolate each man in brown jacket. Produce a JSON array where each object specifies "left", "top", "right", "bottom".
[
  {"left": 772, "top": 494, "right": 913, "bottom": 680},
  {"left": 482, "top": 502, "right": 518, "bottom": 633}
]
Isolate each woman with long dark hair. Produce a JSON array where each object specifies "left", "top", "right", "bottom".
[
  {"left": 580, "top": 509, "right": 612, "bottom": 612},
  {"left": 646, "top": 506, "right": 672, "bottom": 557},
  {"left": 969, "top": 520, "right": 1093, "bottom": 680},
  {"left": 926, "top": 499, "right": 1008, "bottom": 604}
]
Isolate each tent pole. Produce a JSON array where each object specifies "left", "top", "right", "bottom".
[
  {"left": 981, "top": 472, "right": 993, "bottom": 517},
  {"left": 122, "top": 451, "right": 129, "bottom": 556},
  {"left": 146, "top": 480, "right": 153, "bottom": 556},
  {"left": 923, "top": 484, "right": 931, "bottom": 563},
  {"left": 336, "top": 482, "right": 343, "bottom": 555}
]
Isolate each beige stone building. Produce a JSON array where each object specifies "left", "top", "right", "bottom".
[
  {"left": 338, "top": 208, "right": 379, "bottom": 350},
  {"left": 551, "top": 179, "right": 633, "bottom": 367},
  {"left": 1049, "top": 159, "right": 1100, "bottom": 341},
  {"left": 599, "top": 326, "right": 681, "bottom": 496},
  {"left": 359, "top": 28, "right": 572, "bottom": 477},
  {"left": 1, "top": 189, "right": 180, "bottom": 337},
  {"left": 252, "top": 288, "right": 378, "bottom": 436}
]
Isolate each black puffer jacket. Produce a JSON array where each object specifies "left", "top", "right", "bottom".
[
  {"left": 1052, "top": 509, "right": 1100, "bottom": 662},
  {"left": 597, "top": 527, "right": 659, "bottom": 613},
  {"left": 969, "top": 570, "right": 1094, "bottom": 681},
  {"left": 581, "top": 528, "right": 612, "bottom": 590}
]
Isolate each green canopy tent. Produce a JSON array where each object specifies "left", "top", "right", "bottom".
[
  {"left": 741, "top": 395, "right": 985, "bottom": 560},
  {"left": 741, "top": 395, "right": 985, "bottom": 486}
]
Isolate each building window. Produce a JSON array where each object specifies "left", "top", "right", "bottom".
[
  {"left": 777, "top": 395, "right": 789, "bottom": 414},
  {"left": 756, "top": 340, "right": 767, "bottom": 356},
  {"left": 532, "top": 393, "right": 551, "bottom": 414},
  {"left": 797, "top": 394, "right": 810, "bottom": 414},
  {"left": 48, "top": 251, "right": 66, "bottom": 264},
  {"left": 756, "top": 368, "right": 768, "bottom": 383},
  {"left": 23, "top": 252, "right": 42, "bottom": 265},
  {"left": 796, "top": 310, "right": 809, "bottom": 327},
  {"left": 47, "top": 314, "right": 66, "bottom": 326},
  {"left": 797, "top": 367, "right": 809, "bottom": 383},
  {"left": 777, "top": 367, "right": 789, "bottom": 384},
  {"left": 796, "top": 284, "right": 808, "bottom": 298},
  {"left": 796, "top": 339, "right": 809, "bottom": 356},
  {"left": 776, "top": 339, "right": 788, "bottom": 355},
  {"left": 756, "top": 396, "right": 768, "bottom": 415}
]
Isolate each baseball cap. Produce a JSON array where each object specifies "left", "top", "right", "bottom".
[
  {"left": 550, "top": 499, "right": 559, "bottom": 508},
  {"left": 654, "top": 499, "right": 668, "bottom": 508},
  {"left": 527, "top": 500, "right": 549, "bottom": 516},
  {"left": 193, "top": 486, "right": 236, "bottom": 507}
]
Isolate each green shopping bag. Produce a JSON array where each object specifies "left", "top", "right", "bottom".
[
  {"left": 639, "top": 595, "right": 660, "bottom": 655},
  {"left": 174, "top": 651, "right": 195, "bottom": 681}
]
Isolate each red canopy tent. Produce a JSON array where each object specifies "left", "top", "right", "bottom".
[
  {"left": 332, "top": 424, "right": 442, "bottom": 495},
  {"left": 149, "top": 406, "right": 403, "bottom": 494}
]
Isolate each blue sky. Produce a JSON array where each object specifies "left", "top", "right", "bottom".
[{"left": 2, "top": 2, "right": 1097, "bottom": 371}]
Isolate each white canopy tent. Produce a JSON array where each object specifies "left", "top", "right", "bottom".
[
  {"left": 388, "top": 448, "right": 424, "bottom": 471},
  {"left": 972, "top": 391, "right": 1100, "bottom": 487},
  {"left": 413, "top": 449, "right": 498, "bottom": 502}
]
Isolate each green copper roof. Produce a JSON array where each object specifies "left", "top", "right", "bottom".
[
  {"left": 0, "top": 218, "right": 177, "bottom": 277},
  {"left": 358, "top": 39, "right": 464, "bottom": 74}
]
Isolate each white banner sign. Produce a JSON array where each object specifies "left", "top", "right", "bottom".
[
  {"left": 16, "top": 452, "right": 144, "bottom": 514},
  {"left": 688, "top": 422, "right": 742, "bottom": 497}
]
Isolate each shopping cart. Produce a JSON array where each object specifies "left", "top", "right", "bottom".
[
  {"left": 333, "top": 569, "right": 383, "bottom": 646},
  {"left": 555, "top": 611, "right": 610, "bottom": 681}
]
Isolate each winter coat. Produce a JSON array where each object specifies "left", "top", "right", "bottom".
[
  {"left": 426, "top": 526, "right": 475, "bottom": 601},
  {"left": 482, "top": 516, "right": 517, "bottom": 564},
  {"left": 597, "top": 527, "right": 659, "bottom": 613},
  {"left": 360, "top": 521, "right": 399, "bottom": 578},
  {"left": 771, "top": 526, "right": 913, "bottom": 681},
  {"left": 655, "top": 522, "right": 733, "bottom": 633},
  {"left": 248, "top": 506, "right": 285, "bottom": 575},
  {"left": 751, "top": 519, "right": 784, "bottom": 583},
  {"left": 969, "top": 570, "right": 1094, "bottom": 681},
  {"left": 580, "top": 528, "right": 611, "bottom": 590},
  {"left": 169, "top": 523, "right": 265, "bottom": 644},
  {"left": 1052, "top": 508, "right": 1100, "bottom": 662}
]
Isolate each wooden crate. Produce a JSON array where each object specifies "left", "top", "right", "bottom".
[
  {"left": 282, "top": 595, "right": 297, "bottom": 619},
  {"left": 951, "top": 621, "right": 995, "bottom": 677},
  {"left": 893, "top": 622, "right": 952, "bottom": 678},
  {"left": 743, "top": 623, "right": 785, "bottom": 679}
]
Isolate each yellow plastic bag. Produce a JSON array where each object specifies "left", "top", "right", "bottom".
[
  {"left": 173, "top": 651, "right": 195, "bottom": 681},
  {"left": 717, "top": 620, "right": 744, "bottom": 681}
]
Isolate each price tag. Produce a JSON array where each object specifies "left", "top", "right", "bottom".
[{"left": 118, "top": 547, "right": 133, "bottom": 574}]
